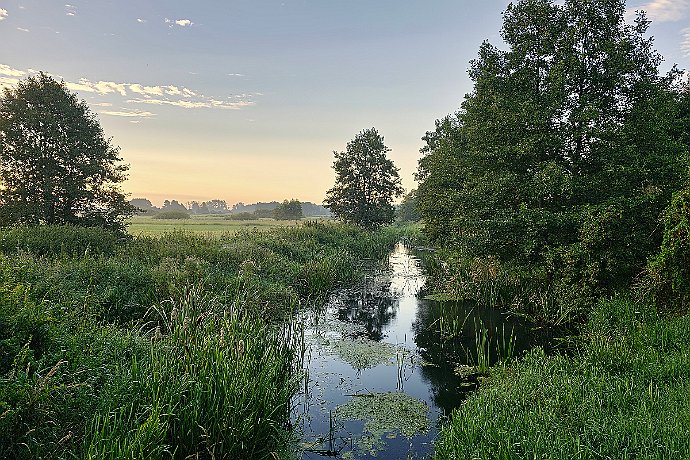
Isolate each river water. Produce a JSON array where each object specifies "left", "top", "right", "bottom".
[{"left": 292, "top": 243, "right": 550, "bottom": 459}]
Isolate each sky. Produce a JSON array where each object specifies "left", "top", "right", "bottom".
[{"left": 1, "top": 1, "right": 689, "bottom": 207}]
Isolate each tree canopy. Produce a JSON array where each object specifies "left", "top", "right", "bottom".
[
  {"left": 416, "top": 0, "right": 688, "bottom": 297},
  {"left": 324, "top": 128, "right": 404, "bottom": 229},
  {"left": 0, "top": 73, "right": 133, "bottom": 232},
  {"left": 274, "top": 199, "right": 303, "bottom": 220}
]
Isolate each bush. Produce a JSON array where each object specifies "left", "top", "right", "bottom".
[
  {"left": 152, "top": 210, "right": 190, "bottom": 220},
  {"left": 226, "top": 212, "right": 254, "bottom": 221},
  {"left": 644, "top": 187, "right": 690, "bottom": 313}
]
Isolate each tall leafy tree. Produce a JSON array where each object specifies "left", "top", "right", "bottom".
[
  {"left": 417, "top": 0, "right": 687, "bottom": 293},
  {"left": 0, "top": 73, "right": 133, "bottom": 232},
  {"left": 324, "top": 128, "right": 403, "bottom": 229}
]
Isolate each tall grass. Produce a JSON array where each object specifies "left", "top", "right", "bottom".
[
  {"left": 434, "top": 297, "right": 690, "bottom": 459},
  {"left": 84, "top": 287, "right": 299, "bottom": 460},
  {"left": 0, "top": 222, "right": 402, "bottom": 459}
]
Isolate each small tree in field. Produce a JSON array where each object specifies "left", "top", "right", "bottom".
[
  {"left": 324, "top": 128, "right": 403, "bottom": 229},
  {"left": 0, "top": 73, "right": 133, "bottom": 232}
]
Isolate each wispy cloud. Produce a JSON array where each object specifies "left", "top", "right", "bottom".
[
  {"left": 0, "top": 64, "right": 26, "bottom": 77},
  {"left": 0, "top": 64, "right": 258, "bottom": 112},
  {"left": 17, "top": 27, "right": 29, "bottom": 32},
  {"left": 682, "top": 27, "right": 690, "bottom": 57},
  {"left": 136, "top": 18, "right": 147, "bottom": 23},
  {"left": 129, "top": 84, "right": 164, "bottom": 96},
  {"left": 165, "top": 18, "right": 194, "bottom": 27},
  {"left": 227, "top": 73, "right": 245, "bottom": 77},
  {"left": 128, "top": 98, "right": 254, "bottom": 110},
  {"left": 0, "top": 8, "right": 8, "bottom": 21},
  {"left": 628, "top": 0, "right": 690, "bottom": 22},
  {"left": 101, "top": 109, "right": 155, "bottom": 118},
  {"left": 65, "top": 4, "right": 77, "bottom": 16}
]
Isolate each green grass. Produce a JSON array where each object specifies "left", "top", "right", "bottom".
[
  {"left": 0, "top": 222, "right": 402, "bottom": 459},
  {"left": 434, "top": 297, "right": 690, "bottom": 459},
  {"left": 127, "top": 215, "right": 306, "bottom": 236}
]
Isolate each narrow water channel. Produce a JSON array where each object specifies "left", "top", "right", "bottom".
[{"left": 293, "top": 243, "right": 549, "bottom": 459}]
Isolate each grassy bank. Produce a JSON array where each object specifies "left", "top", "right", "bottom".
[
  {"left": 434, "top": 298, "right": 690, "bottom": 459},
  {"left": 0, "top": 222, "right": 402, "bottom": 459}
]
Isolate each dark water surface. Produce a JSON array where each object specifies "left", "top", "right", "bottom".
[{"left": 293, "top": 243, "right": 552, "bottom": 459}]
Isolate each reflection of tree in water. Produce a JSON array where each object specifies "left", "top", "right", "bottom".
[{"left": 336, "top": 275, "right": 399, "bottom": 342}]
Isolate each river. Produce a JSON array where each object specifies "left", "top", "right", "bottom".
[{"left": 292, "top": 242, "right": 550, "bottom": 459}]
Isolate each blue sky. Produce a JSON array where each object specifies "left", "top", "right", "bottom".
[{"left": 1, "top": 1, "right": 689, "bottom": 206}]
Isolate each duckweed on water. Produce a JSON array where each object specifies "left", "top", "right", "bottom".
[
  {"left": 335, "top": 392, "right": 430, "bottom": 455},
  {"left": 328, "top": 337, "right": 400, "bottom": 369}
]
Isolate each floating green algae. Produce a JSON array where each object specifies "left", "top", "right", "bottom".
[
  {"left": 335, "top": 392, "right": 430, "bottom": 455},
  {"left": 328, "top": 337, "right": 399, "bottom": 369}
]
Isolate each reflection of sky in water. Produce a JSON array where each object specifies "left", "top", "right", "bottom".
[{"left": 294, "top": 243, "right": 552, "bottom": 459}]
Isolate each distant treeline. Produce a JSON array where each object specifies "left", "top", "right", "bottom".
[{"left": 130, "top": 198, "right": 331, "bottom": 218}]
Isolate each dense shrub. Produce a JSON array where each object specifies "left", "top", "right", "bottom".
[
  {"left": 152, "top": 210, "right": 190, "bottom": 220},
  {"left": 645, "top": 188, "right": 690, "bottom": 313}
]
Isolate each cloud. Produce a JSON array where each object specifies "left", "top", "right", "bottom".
[
  {"left": 629, "top": 0, "right": 690, "bottom": 22},
  {"left": 0, "top": 63, "right": 258, "bottom": 112},
  {"left": 17, "top": 27, "right": 29, "bottom": 32},
  {"left": 64, "top": 81, "right": 97, "bottom": 93},
  {"left": 682, "top": 27, "right": 690, "bottom": 57},
  {"left": 129, "top": 84, "right": 164, "bottom": 96},
  {"left": 0, "top": 64, "right": 26, "bottom": 77},
  {"left": 0, "top": 8, "right": 7, "bottom": 21},
  {"left": 227, "top": 73, "right": 245, "bottom": 77},
  {"left": 165, "top": 18, "right": 194, "bottom": 27},
  {"left": 101, "top": 109, "right": 155, "bottom": 118},
  {"left": 128, "top": 98, "right": 254, "bottom": 110},
  {"left": 136, "top": 18, "right": 146, "bottom": 23},
  {"left": 65, "top": 4, "right": 77, "bottom": 16}
]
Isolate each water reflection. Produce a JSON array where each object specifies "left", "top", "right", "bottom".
[
  {"left": 295, "top": 243, "right": 555, "bottom": 459},
  {"left": 334, "top": 276, "right": 399, "bottom": 341}
]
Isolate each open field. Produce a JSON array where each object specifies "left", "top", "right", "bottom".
[{"left": 127, "top": 215, "right": 310, "bottom": 236}]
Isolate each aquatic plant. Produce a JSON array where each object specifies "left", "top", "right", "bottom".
[{"left": 335, "top": 392, "right": 430, "bottom": 456}]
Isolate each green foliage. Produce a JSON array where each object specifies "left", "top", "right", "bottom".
[
  {"left": 396, "top": 189, "right": 420, "bottom": 223},
  {"left": 0, "top": 223, "right": 401, "bottom": 458},
  {"left": 645, "top": 187, "right": 690, "bottom": 313},
  {"left": 324, "top": 128, "right": 404, "bottom": 229},
  {"left": 273, "top": 199, "right": 303, "bottom": 220},
  {"left": 82, "top": 288, "right": 297, "bottom": 460},
  {"left": 152, "top": 210, "right": 191, "bottom": 220},
  {"left": 416, "top": 0, "right": 688, "bottom": 312},
  {"left": 0, "top": 73, "right": 134, "bottom": 233},
  {"left": 434, "top": 298, "right": 690, "bottom": 459},
  {"left": 0, "top": 225, "right": 122, "bottom": 257},
  {"left": 226, "top": 212, "right": 255, "bottom": 221}
]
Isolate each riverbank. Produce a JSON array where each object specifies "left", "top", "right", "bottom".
[
  {"left": 0, "top": 223, "right": 402, "bottom": 459},
  {"left": 434, "top": 296, "right": 690, "bottom": 459}
]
